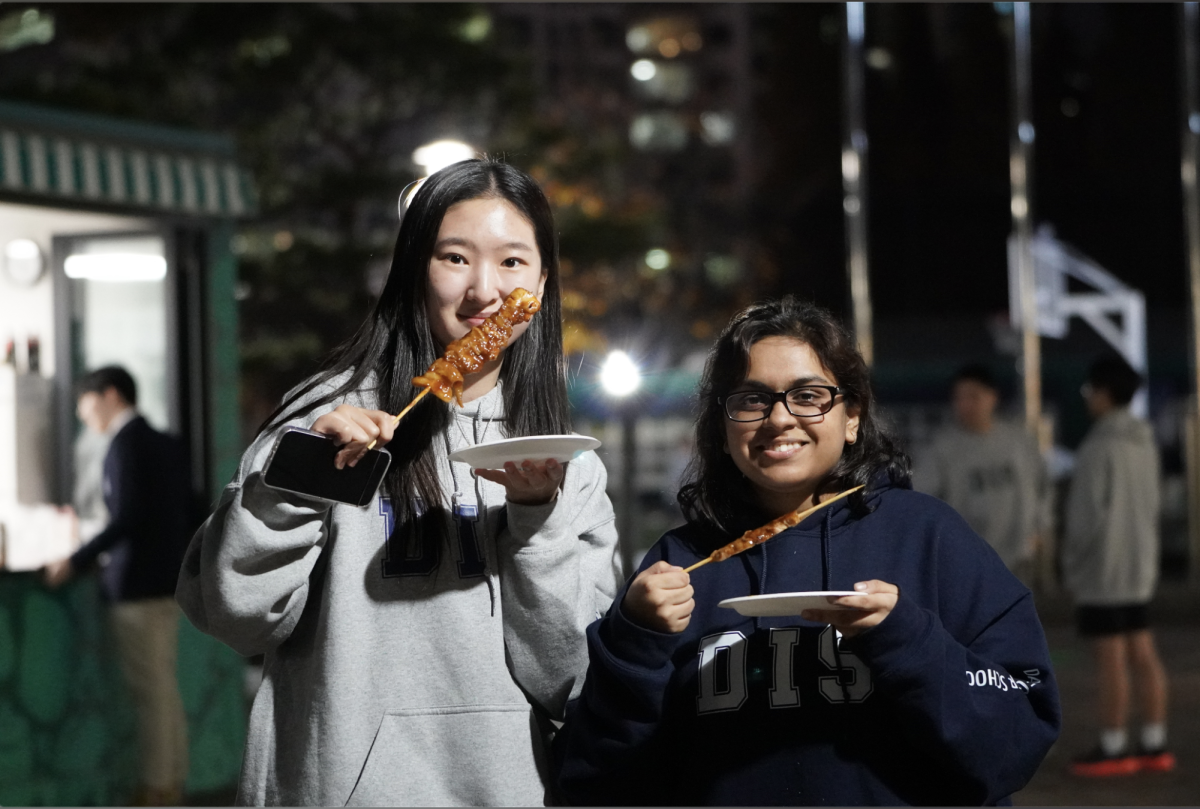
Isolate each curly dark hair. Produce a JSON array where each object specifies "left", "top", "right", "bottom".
[{"left": 677, "top": 296, "right": 910, "bottom": 542}]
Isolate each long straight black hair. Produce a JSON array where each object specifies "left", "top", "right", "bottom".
[
  {"left": 677, "top": 296, "right": 910, "bottom": 545},
  {"left": 261, "top": 158, "right": 571, "bottom": 533}
]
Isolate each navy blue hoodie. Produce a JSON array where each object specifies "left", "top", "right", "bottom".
[{"left": 553, "top": 479, "right": 1061, "bottom": 806}]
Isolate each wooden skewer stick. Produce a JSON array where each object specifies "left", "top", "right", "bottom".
[
  {"left": 682, "top": 485, "right": 865, "bottom": 574},
  {"left": 365, "top": 386, "right": 431, "bottom": 450}
]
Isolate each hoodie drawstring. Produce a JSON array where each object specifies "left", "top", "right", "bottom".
[
  {"left": 756, "top": 538, "right": 769, "bottom": 632},
  {"left": 821, "top": 508, "right": 833, "bottom": 592},
  {"left": 470, "top": 402, "right": 498, "bottom": 618},
  {"left": 448, "top": 400, "right": 498, "bottom": 618},
  {"left": 822, "top": 506, "right": 853, "bottom": 702}
]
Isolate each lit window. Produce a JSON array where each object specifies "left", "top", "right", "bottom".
[
  {"left": 631, "top": 61, "right": 694, "bottom": 104},
  {"left": 644, "top": 249, "right": 670, "bottom": 271},
  {"left": 704, "top": 255, "right": 741, "bottom": 287},
  {"left": 864, "top": 47, "right": 893, "bottom": 70},
  {"left": 625, "top": 16, "right": 700, "bottom": 57},
  {"left": 0, "top": 8, "right": 54, "bottom": 52},
  {"left": 700, "top": 111, "right": 736, "bottom": 146},
  {"left": 626, "top": 26, "right": 652, "bottom": 53},
  {"left": 459, "top": 11, "right": 491, "bottom": 43},
  {"left": 629, "top": 112, "right": 689, "bottom": 152},
  {"left": 630, "top": 59, "right": 657, "bottom": 81}
]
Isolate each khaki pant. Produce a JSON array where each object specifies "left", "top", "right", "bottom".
[{"left": 110, "top": 598, "right": 189, "bottom": 792}]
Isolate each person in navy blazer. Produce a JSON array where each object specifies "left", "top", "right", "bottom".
[{"left": 44, "top": 365, "right": 193, "bottom": 805}]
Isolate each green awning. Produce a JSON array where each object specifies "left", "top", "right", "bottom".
[{"left": 0, "top": 99, "right": 256, "bottom": 218}]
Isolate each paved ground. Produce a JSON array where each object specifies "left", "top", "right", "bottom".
[{"left": 1014, "top": 582, "right": 1200, "bottom": 806}]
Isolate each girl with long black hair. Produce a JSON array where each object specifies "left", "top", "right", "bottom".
[
  {"left": 554, "top": 296, "right": 1060, "bottom": 806},
  {"left": 178, "top": 159, "right": 622, "bottom": 806}
]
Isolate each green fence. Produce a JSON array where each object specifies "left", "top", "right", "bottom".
[{"left": 0, "top": 572, "right": 245, "bottom": 805}]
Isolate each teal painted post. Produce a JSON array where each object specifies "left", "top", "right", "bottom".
[{"left": 184, "top": 220, "right": 248, "bottom": 798}]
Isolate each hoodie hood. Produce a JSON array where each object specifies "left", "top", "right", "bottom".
[
  {"left": 1091, "top": 406, "right": 1153, "bottom": 444},
  {"left": 446, "top": 383, "right": 507, "bottom": 453}
]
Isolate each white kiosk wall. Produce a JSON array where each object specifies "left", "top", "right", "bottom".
[
  {"left": 0, "top": 202, "right": 154, "bottom": 378},
  {"left": 0, "top": 201, "right": 154, "bottom": 564},
  {"left": 65, "top": 234, "right": 170, "bottom": 432}
]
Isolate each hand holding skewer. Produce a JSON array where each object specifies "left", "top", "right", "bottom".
[
  {"left": 621, "top": 486, "right": 866, "bottom": 636},
  {"left": 683, "top": 485, "right": 865, "bottom": 573},
  {"left": 309, "top": 405, "right": 399, "bottom": 469},
  {"left": 363, "top": 388, "right": 431, "bottom": 450}
]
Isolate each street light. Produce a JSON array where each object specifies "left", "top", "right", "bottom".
[
  {"left": 600, "top": 350, "right": 641, "bottom": 397},
  {"left": 400, "top": 139, "right": 476, "bottom": 216},
  {"left": 600, "top": 350, "right": 642, "bottom": 577},
  {"left": 412, "top": 140, "right": 476, "bottom": 176}
]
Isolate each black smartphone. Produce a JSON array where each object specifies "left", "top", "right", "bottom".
[{"left": 262, "top": 427, "right": 392, "bottom": 507}]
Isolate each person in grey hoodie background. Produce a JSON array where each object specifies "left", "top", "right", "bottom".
[
  {"left": 1063, "top": 354, "right": 1174, "bottom": 777},
  {"left": 176, "top": 159, "right": 623, "bottom": 806},
  {"left": 914, "top": 363, "right": 1050, "bottom": 586}
]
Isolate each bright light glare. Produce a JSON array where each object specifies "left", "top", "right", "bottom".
[
  {"left": 630, "top": 59, "right": 657, "bottom": 81},
  {"left": 644, "top": 248, "right": 670, "bottom": 271},
  {"left": 412, "top": 140, "right": 475, "bottom": 176},
  {"left": 64, "top": 254, "right": 166, "bottom": 282},
  {"left": 5, "top": 239, "right": 38, "bottom": 260},
  {"left": 600, "top": 351, "right": 641, "bottom": 397},
  {"left": 841, "top": 149, "right": 860, "bottom": 182}
]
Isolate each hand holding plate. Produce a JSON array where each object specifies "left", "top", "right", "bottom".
[
  {"left": 475, "top": 457, "right": 564, "bottom": 506},
  {"left": 800, "top": 579, "right": 899, "bottom": 638}
]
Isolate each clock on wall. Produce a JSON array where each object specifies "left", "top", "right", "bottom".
[{"left": 4, "top": 239, "right": 46, "bottom": 286}]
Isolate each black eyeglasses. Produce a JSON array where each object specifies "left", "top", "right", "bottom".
[{"left": 720, "top": 385, "right": 845, "bottom": 422}]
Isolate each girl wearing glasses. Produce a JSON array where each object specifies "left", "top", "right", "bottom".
[{"left": 553, "top": 296, "right": 1060, "bottom": 806}]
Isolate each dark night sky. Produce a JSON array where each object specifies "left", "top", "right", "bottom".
[
  {"left": 1, "top": 3, "right": 1191, "bottom": 419},
  {"left": 749, "top": 3, "right": 1190, "bottom": 444},
  {"left": 761, "top": 3, "right": 1185, "bottom": 321}
]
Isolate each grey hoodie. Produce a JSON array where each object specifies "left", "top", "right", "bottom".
[
  {"left": 176, "top": 378, "right": 622, "bottom": 806},
  {"left": 1062, "top": 407, "right": 1161, "bottom": 606},
  {"left": 914, "top": 420, "right": 1049, "bottom": 571}
]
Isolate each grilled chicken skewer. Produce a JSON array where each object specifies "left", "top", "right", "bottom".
[
  {"left": 682, "top": 485, "right": 864, "bottom": 573},
  {"left": 365, "top": 288, "right": 541, "bottom": 449}
]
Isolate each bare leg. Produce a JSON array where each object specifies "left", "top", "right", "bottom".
[
  {"left": 1092, "top": 635, "right": 1130, "bottom": 732},
  {"left": 1127, "top": 629, "right": 1169, "bottom": 726}
]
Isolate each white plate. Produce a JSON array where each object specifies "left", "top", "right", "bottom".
[
  {"left": 718, "top": 591, "right": 862, "bottom": 617},
  {"left": 447, "top": 434, "right": 601, "bottom": 470}
]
